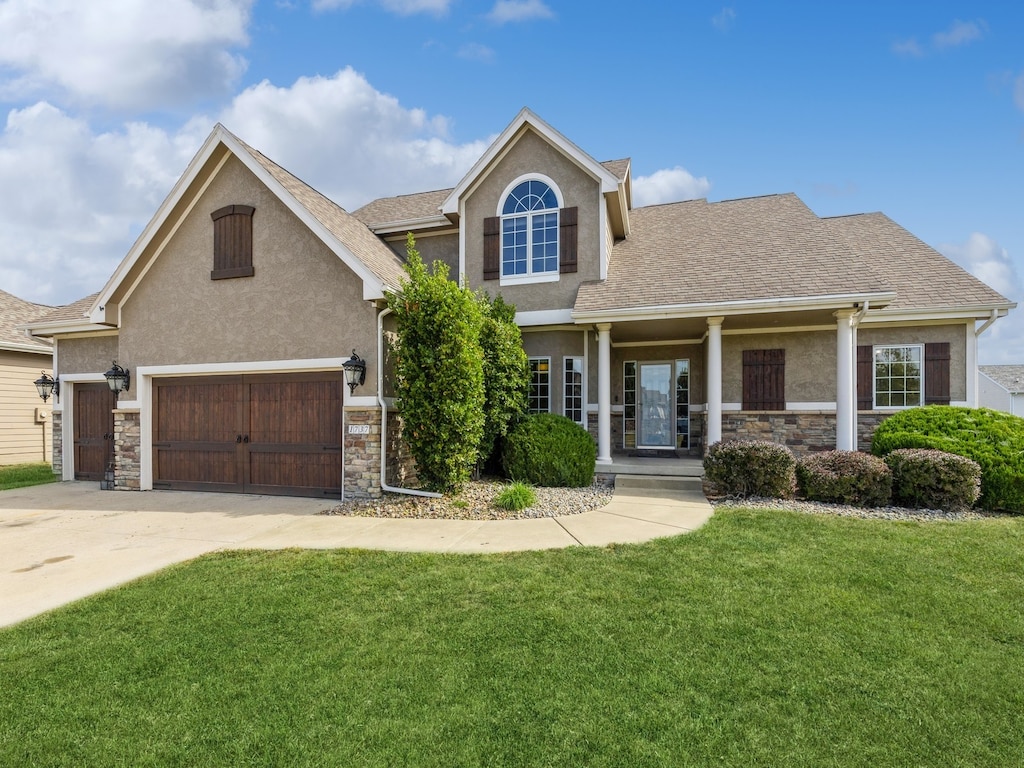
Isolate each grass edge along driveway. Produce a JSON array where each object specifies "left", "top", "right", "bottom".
[{"left": 1, "top": 507, "right": 1022, "bottom": 767}]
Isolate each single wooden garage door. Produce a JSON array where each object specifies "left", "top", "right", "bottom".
[{"left": 153, "top": 373, "right": 343, "bottom": 498}]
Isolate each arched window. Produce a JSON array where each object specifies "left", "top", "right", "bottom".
[{"left": 500, "top": 179, "right": 559, "bottom": 278}]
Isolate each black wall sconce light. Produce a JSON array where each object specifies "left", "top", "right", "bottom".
[
  {"left": 342, "top": 351, "right": 366, "bottom": 394},
  {"left": 104, "top": 361, "right": 131, "bottom": 393},
  {"left": 34, "top": 371, "right": 59, "bottom": 402}
]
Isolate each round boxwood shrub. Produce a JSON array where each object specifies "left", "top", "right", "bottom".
[
  {"left": 501, "top": 413, "right": 596, "bottom": 487},
  {"left": 796, "top": 450, "right": 891, "bottom": 507},
  {"left": 871, "top": 406, "right": 1024, "bottom": 512},
  {"left": 885, "top": 448, "right": 981, "bottom": 511},
  {"left": 703, "top": 439, "right": 796, "bottom": 498}
]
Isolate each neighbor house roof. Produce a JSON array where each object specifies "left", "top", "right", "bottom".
[
  {"left": 0, "top": 289, "right": 52, "bottom": 353},
  {"left": 979, "top": 365, "right": 1024, "bottom": 394},
  {"left": 575, "top": 193, "right": 897, "bottom": 316}
]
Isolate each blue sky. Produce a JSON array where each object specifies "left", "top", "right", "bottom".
[{"left": 1, "top": 0, "right": 1022, "bottom": 361}]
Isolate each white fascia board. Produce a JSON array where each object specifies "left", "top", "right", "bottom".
[
  {"left": 0, "top": 341, "right": 51, "bottom": 355},
  {"left": 22, "top": 320, "right": 114, "bottom": 337},
  {"left": 441, "top": 108, "right": 620, "bottom": 216},
  {"left": 515, "top": 309, "right": 575, "bottom": 327},
  {"left": 370, "top": 216, "right": 453, "bottom": 235},
  {"left": 90, "top": 125, "right": 233, "bottom": 325},
  {"left": 861, "top": 305, "right": 1014, "bottom": 324},
  {"left": 572, "top": 291, "right": 898, "bottom": 324}
]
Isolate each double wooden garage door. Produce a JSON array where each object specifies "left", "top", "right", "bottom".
[{"left": 153, "top": 373, "right": 343, "bottom": 498}]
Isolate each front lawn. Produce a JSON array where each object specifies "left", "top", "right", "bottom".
[
  {"left": 0, "top": 462, "right": 56, "bottom": 491},
  {"left": 1, "top": 509, "right": 1022, "bottom": 766}
]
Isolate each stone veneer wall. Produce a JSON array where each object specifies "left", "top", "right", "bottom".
[
  {"left": 51, "top": 411, "right": 63, "bottom": 477},
  {"left": 114, "top": 410, "right": 141, "bottom": 489},
  {"left": 385, "top": 410, "right": 419, "bottom": 489},
  {"left": 717, "top": 411, "right": 892, "bottom": 455},
  {"left": 344, "top": 407, "right": 382, "bottom": 500}
]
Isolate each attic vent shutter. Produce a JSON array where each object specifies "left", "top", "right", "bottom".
[
  {"left": 559, "top": 206, "right": 578, "bottom": 274},
  {"left": 742, "top": 349, "right": 785, "bottom": 410},
  {"left": 924, "top": 342, "right": 951, "bottom": 405},
  {"left": 483, "top": 216, "right": 500, "bottom": 281},
  {"left": 211, "top": 204, "right": 255, "bottom": 280},
  {"left": 856, "top": 345, "right": 873, "bottom": 410}
]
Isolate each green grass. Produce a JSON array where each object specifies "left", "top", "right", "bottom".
[
  {"left": 1, "top": 509, "right": 1022, "bottom": 766},
  {"left": 494, "top": 480, "right": 537, "bottom": 511},
  {"left": 0, "top": 462, "right": 56, "bottom": 491}
]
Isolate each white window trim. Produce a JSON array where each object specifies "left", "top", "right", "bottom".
[
  {"left": 528, "top": 356, "right": 552, "bottom": 414},
  {"left": 497, "top": 174, "right": 563, "bottom": 283},
  {"left": 564, "top": 356, "right": 584, "bottom": 426},
  {"left": 873, "top": 344, "right": 925, "bottom": 410}
]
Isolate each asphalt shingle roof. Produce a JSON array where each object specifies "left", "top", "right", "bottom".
[
  {"left": 0, "top": 289, "right": 53, "bottom": 352},
  {"left": 980, "top": 365, "right": 1024, "bottom": 393}
]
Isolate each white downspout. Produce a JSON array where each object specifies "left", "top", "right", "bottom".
[
  {"left": 976, "top": 308, "right": 1000, "bottom": 337},
  {"left": 377, "top": 307, "right": 442, "bottom": 499}
]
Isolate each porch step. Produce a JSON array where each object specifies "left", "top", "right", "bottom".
[
  {"left": 597, "top": 456, "right": 705, "bottom": 479},
  {"left": 613, "top": 474, "right": 705, "bottom": 493}
]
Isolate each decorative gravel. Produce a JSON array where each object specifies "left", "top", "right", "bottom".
[
  {"left": 322, "top": 479, "right": 615, "bottom": 521},
  {"left": 709, "top": 495, "right": 1011, "bottom": 522}
]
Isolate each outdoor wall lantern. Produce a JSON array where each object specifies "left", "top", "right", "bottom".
[
  {"left": 34, "top": 371, "right": 59, "bottom": 402},
  {"left": 104, "top": 361, "right": 131, "bottom": 393},
  {"left": 342, "top": 351, "right": 366, "bottom": 394}
]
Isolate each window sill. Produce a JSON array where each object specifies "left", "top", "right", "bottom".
[{"left": 499, "top": 272, "right": 559, "bottom": 287}]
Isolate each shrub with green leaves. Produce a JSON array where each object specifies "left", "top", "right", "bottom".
[
  {"left": 885, "top": 448, "right": 981, "bottom": 511},
  {"left": 477, "top": 294, "right": 529, "bottom": 470},
  {"left": 796, "top": 450, "right": 892, "bottom": 507},
  {"left": 502, "top": 413, "right": 596, "bottom": 487},
  {"left": 387, "top": 234, "right": 485, "bottom": 493},
  {"left": 703, "top": 440, "right": 796, "bottom": 498},
  {"left": 871, "top": 406, "right": 1024, "bottom": 511},
  {"left": 494, "top": 481, "right": 537, "bottom": 512}
]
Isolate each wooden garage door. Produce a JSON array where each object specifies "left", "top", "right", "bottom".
[
  {"left": 152, "top": 373, "right": 343, "bottom": 498},
  {"left": 74, "top": 383, "right": 116, "bottom": 481}
]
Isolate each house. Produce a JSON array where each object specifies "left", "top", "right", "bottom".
[
  {"left": 24, "top": 109, "right": 1014, "bottom": 499},
  {"left": 978, "top": 366, "right": 1024, "bottom": 416},
  {"left": 0, "top": 289, "right": 53, "bottom": 465}
]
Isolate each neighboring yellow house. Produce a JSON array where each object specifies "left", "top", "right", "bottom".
[{"left": 0, "top": 289, "right": 54, "bottom": 465}]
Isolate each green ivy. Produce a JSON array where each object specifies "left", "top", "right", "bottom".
[{"left": 387, "top": 234, "right": 485, "bottom": 492}]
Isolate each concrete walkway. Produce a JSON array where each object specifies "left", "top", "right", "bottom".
[{"left": 0, "top": 481, "right": 713, "bottom": 628}]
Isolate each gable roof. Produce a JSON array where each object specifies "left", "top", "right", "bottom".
[
  {"left": 0, "top": 289, "right": 52, "bottom": 353},
  {"left": 22, "top": 293, "right": 100, "bottom": 338},
  {"left": 575, "top": 193, "right": 897, "bottom": 317},
  {"left": 979, "top": 365, "right": 1024, "bottom": 394},
  {"left": 90, "top": 124, "right": 405, "bottom": 326}
]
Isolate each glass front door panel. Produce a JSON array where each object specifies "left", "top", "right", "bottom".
[{"left": 639, "top": 363, "right": 673, "bottom": 447}]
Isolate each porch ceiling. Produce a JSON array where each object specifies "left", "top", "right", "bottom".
[{"left": 601, "top": 308, "right": 841, "bottom": 344}]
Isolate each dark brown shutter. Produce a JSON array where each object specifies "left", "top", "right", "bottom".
[
  {"left": 857, "top": 345, "right": 873, "bottom": 410},
  {"left": 483, "top": 216, "right": 500, "bottom": 280},
  {"left": 559, "top": 206, "right": 578, "bottom": 274},
  {"left": 924, "top": 342, "right": 950, "bottom": 405},
  {"left": 742, "top": 349, "right": 785, "bottom": 410},
  {"left": 211, "top": 204, "right": 255, "bottom": 280}
]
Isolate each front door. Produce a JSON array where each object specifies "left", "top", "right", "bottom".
[
  {"left": 74, "top": 383, "right": 116, "bottom": 481},
  {"left": 638, "top": 362, "right": 674, "bottom": 448}
]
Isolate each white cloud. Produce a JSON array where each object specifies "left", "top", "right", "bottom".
[
  {"left": 891, "top": 38, "right": 924, "bottom": 57},
  {"left": 487, "top": 0, "right": 554, "bottom": 24},
  {"left": 711, "top": 7, "right": 736, "bottom": 32},
  {"left": 313, "top": 0, "right": 452, "bottom": 14},
  {"left": 932, "top": 19, "right": 986, "bottom": 49},
  {"left": 632, "top": 167, "right": 711, "bottom": 208},
  {"left": 0, "top": 0, "right": 252, "bottom": 111},
  {"left": 458, "top": 43, "right": 496, "bottom": 63}
]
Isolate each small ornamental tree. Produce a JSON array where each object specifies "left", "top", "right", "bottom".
[
  {"left": 477, "top": 294, "right": 529, "bottom": 470},
  {"left": 387, "top": 234, "right": 485, "bottom": 492}
]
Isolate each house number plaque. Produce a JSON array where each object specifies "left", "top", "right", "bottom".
[{"left": 348, "top": 424, "right": 370, "bottom": 434}]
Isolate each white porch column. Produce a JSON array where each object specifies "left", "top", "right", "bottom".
[
  {"left": 706, "top": 317, "right": 724, "bottom": 446},
  {"left": 835, "top": 309, "right": 856, "bottom": 451},
  {"left": 596, "top": 323, "right": 612, "bottom": 463}
]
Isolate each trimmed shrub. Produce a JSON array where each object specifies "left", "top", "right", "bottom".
[
  {"left": 796, "top": 450, "right": 892, "bottom": 507},
  {"left": 885, "top": 448, "right": 981, "bottom": 511},
  {"left": 703, "top": 440, "right": 796, "bottom": 498},
  {"left": 871, "top": 406, "right": 1024, "bottom": 512},
  {"left": 502, "top": 413, "right": 596, "bottom": 488},
  {"left": 494, "top": 481, "right": 537, "bottom": 512}
]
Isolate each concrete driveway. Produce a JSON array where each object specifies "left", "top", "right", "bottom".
[{"left": 0, "top": 481, "right": 713, "bottom": 628}]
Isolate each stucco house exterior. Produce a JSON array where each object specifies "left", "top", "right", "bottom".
[
  {"left": 978, "top": 365, "right": 1024, "bottom": 416},
  {"left": 25, "top": 108, "right": 1014, "bottom": 498},
  {"left": 1, "top": 289, "right": 53, "bottom": 465}
]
